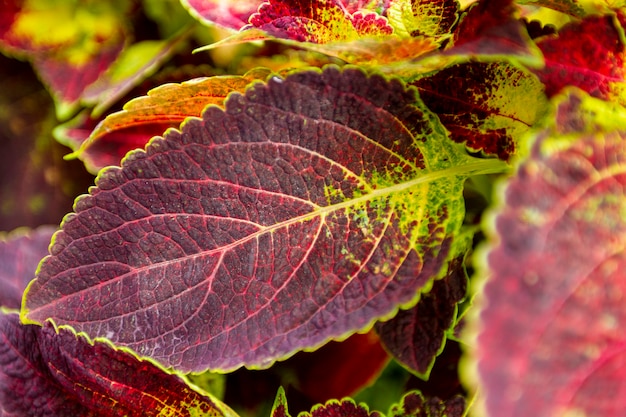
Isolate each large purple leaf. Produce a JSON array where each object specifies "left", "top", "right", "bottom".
[
  {"left": 0, "top": 226, "right": 55, "bottom": 310},
  {"left": 0, "top": 312, "right": 234, "bottom": 417},
  {"left": 23, "top": 66, "right": 506, "bottom": 373},
  {"left": 473, "top": 90, "right": 626, "bottom": 416}
]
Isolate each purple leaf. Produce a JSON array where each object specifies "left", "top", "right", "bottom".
[
  {"left": 0, "top": 312, "right": 233, "bottom": 417},
  {"left": 474, "top": 90, "right": 626, "bottom": 417},
  {"left": 23, "top": 66, "right": 504, "bottom": 373},
  {"left": 0, "top": 226, "right": 55, "bottom": 309},
  {"left": 271, "top": 387, "right": 382, "bottom": 417},
  {"left": 375, "top": 254, "right": 467, "bottom": 377}
]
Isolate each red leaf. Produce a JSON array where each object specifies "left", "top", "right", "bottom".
[
  {"left": 375, "top": 255, "right": 466, "bottom": 377},
  {"left": 0, "top": 226, "right": 55, "bottom": 310},
  {"left": 447, "top": 0, "right": 541, "bottom": 64},
  {"left": 533, "top": 14, "right": 626, "bottom": 101},
  {"left": 412, "top": 61, "right": 548, "bottom": 160},
  {"left": 23, "top": 66, "right": 490, "bottom": 373},
  {"left": 0, "top": 312, "right": 232, "bottom": 417},
  {"left": 474, "top": 90, "right": 626, "bottom": 417},
  {"left": 289, "top": 331, "right": 389, "bottom": 403},
  {"left": 246, "top": 0, "right": 392, "bottom": 43}
]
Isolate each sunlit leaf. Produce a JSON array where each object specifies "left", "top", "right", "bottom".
[
  {"left": 387, "top": 0, "right": 460, "bottom": 38},
  {"left": 246, "top": 0, "right": 392, "bottom": 43},
  {"left": 412, "top": 61, "right": 549, "bottom": 160},
  {"left": 389, "top": 391, "right": 465, "bottom": 417},
  {"left": 516, "top": 0, "right": 585, "bottom": 17},
  {"left": 271, "top": 387, "right": 382, "bottom": 417},
  {"left": 181, "top": 0, "right": 262, "bottom": 30},
  {"left": 473, "top": 89, "right": 626, "bottom": 417},
  {"left": 23, "top": 66, "right": 507, "bottom": 373},
  {"left": 375, "top": 252, "right": 467, "bottom": 378},
  {"left": 70, "top": 68, "right": 273, "bottom": 173},
  {"left": 532, "top": 13, "right": 626, "bottom": 105},
  {"left": 0, "top": 312, "right": 236, "bottom": 417},
  {"left": 0, "top": 226, "right": 55, "bottom": 310}
]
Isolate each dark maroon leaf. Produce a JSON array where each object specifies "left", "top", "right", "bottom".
[
  {"left": 375, "top": 254, "right": 467, "bottom": 377},
  {"left": 475, "top": 90, "right": 626, "bottom": 416},
  {"left": 389, "top": 391, "right": 465, "bottom": 417},
  {"left": 532, "top": 14, "right": 626, "bottom": 102},
  {"left": 0, "top": 312, "right": 233, "bottom": 417},
  {"left": 22, "top": 66, "right": 501, "bottom": 373},
  {"left": 0, "top": 226, "right": 55, "bottom": 310},
  {"left": 412, "top": 61, "right": 548, "bottom": 160}
]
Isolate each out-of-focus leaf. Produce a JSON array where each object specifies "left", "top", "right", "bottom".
[
  {"left": 389, "top": 391, "right": 465, "bottom": 417},
  {"left": 516, "top": 0, "right": 585, "bottom": 17},
  {"left": 69, "top": 68, "right": 272, "bottom": 173},
  {"left": 0, "top": 312, "right": 236, "bottom": 417},
  {"left": 23, "top": 66, "right": 507, "bottom": 373},
  {"left": 447, "top": 0, "right": 543, "bottom": 66},
  {"left": 83, "top": 28, "right": 195, "bottom": 118},
  {"left": 532, "top": 13, "right": 626, "bottom": 105},
  {"left": 285, "top": 331, "right": 389, "bottom": 403},
  {"left": 375, "top": 252, "right": 467, "bottom": 378},
  {"left": 0, "top": 0, "right": 133, "bottom": 119},
  {"left": 181, "top": 0, "right": 262, "bottom": 30},
  {"left": 387, "top": 0, "right": 460, "bottom": 38},
  {"left": 412, "top": 61, "right": 548, "bottom": 160},
  {"left": 472, "top": 89, "right": 626, "bottom": 417},
  {"left": 0, "top": 55, "right": 94, "bottom": 231},
  {"left": 246, "top": 0, "right": 392, "bottom": 43},
  {"left": 0, "top": 226, "right": 55, "bottom": 310},
  {"left": 271, "top": 387, "right": 382, "bottom": 417}
]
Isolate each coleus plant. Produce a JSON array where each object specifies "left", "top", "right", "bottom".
[{"left": 1, "top": 0, "right": 625, "bottom": 416}]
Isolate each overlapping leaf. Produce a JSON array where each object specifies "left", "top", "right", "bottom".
[
  {"left": 0, "top": 226, "right": 55, "bottom": 310},
  {"left": 389, "top": 391, "right": 465, "bottom": 417},
  {"left": 532, "top": 13, "right": 626, "bottom": 105},
  {"left": 473, "top": 90, "right": 626, "bottom": 417},
  {"left": 23, "top": 66, "right": 506, "bottom": 373},
  {"left": 375, "top": 252, "right": 467, "bottom": 378},
  {"left": 68, "top": 68, "right": 272, "bottom": 173},
  {"left": 412, "top": 62, "right": 548, "bottom": 160},
  {"left": 0, "top": 312, "right": 235, "bottom": 417},
  {"left": 246, "top": 0, "right": 392, "bottom": 43},
  {"left": 271, "top": 387, "right": 381, "bottom": 417},
  {"left": 181, "top": 0, "right": 262, "bottom": 30}
]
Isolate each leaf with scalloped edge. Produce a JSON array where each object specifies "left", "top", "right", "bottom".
[
  {"left": 0, "top": 312, "right": 236, "bottom": 417},
  {"left": 68, "top": 68, "right": 273, "bottom": 173},
  {"left": 387, "top": 0, "right": 460, "bottom": 39},
  {"left": 271, "top": 386, "right": 382, "bottom": 417},
  {"left": 389, "top": 391, "right": 465, "bottom": 417},
  {"left": 246, "top": 0, "right": 392, "bottom": 43},
  {"left": 532, "top": 13, "right": 626, "bottom": 106},
  {"left": 471, "top": 89, "right": 626, "bottom": 417},
  {"left": 0, "top": 226, "right": 55, "bottom": 310},
  {"left": 411, "top": 61, "right": 548, "bottom": 161},
  {"left": 375, "top": 249, "right": 467, "bottom": 378},
  {"left": 22, "top": 66, "right": 507, "bottom": 373},
  {"left": 0, "top": 0, "right": 132, "bottom": 119}
]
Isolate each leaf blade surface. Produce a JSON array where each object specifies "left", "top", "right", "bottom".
[{"left": 23, "top": 66, "right": 501, "bottom": 373}]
